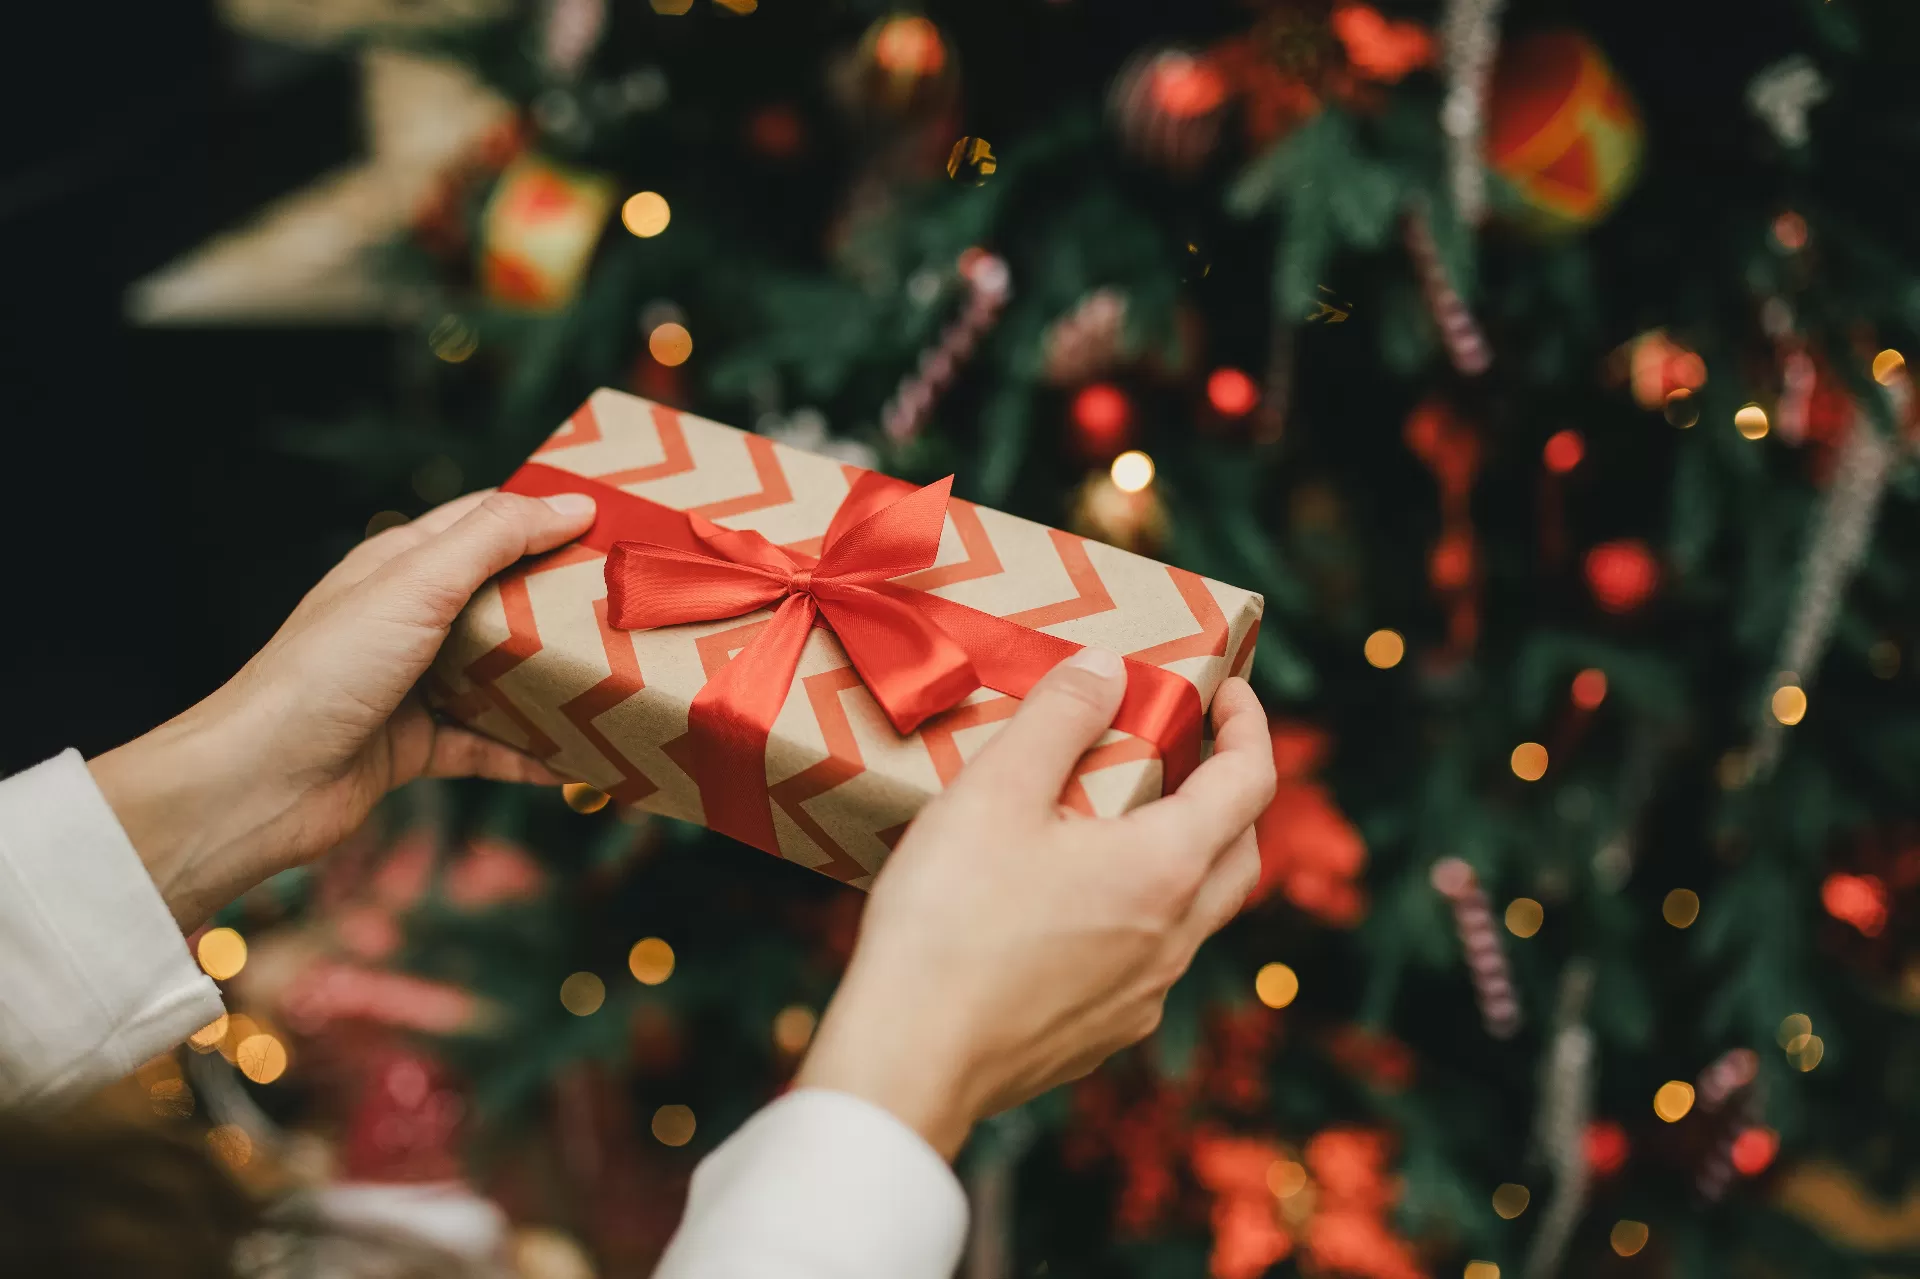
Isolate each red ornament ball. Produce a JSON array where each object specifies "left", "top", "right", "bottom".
[
  {"left": 1730, "top": 1127, "right": 1780, "bottom": 1177},
  {"left": 1071, "top": 383, "right": 1134, "bottom": 458},
  {"left": 1584, "top": 1120, "right": 1630, "bottom": 1176},
  {"left": 1208, "top": 367, "right": 1260, "bottom": 417},
  {"left": 1542, "top": 428, "right": 1585, "bottom": 473},
  {"left": 1583, "top": 539, "right": 1658, "bottom": 613}
]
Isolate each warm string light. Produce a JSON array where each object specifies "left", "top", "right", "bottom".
[
  {"left": 207, "top": 1125, "right": 253, "bottom": 1168},
  {"left": 773, "top": 1005, "right": 817, "bottom": 1055},
  {"left": 1873, "top": 348, "right": 1906, "bottom": 386},
  {"left": 649, "top": 322, "right": 694, "bottom": 366},
  {"left": 563, "top": 782, "right": 611, "bottom": 813},
  {"left": 197, "top": 928, "right": 249, "bottom": 981},
  {"left": 621, "top": 191, "right": 671, "bottom": 238},
  {"left": 1364, "top": 629, "right": 1406, "bottom": 669},
  {"left": 188, "top": 1014, "right": 231, "bottom": 1053},
  {"left": 1491, "top": 1183, "right": 1530, "bottom": 1219},
  {"left": 628, "top": 938, "right": 675, "bottom": 985},
  {"left": 652, "top": 1104, "right": 697, "bottom": 1146},
  {"left": 560, "top": 972, "right": 606, "bottom": 1016},
  {"left": 1110, "top": 450, "right": 1155, "bottom": 493},
  {"left": 1464, "top": 1264, "right": 1500, "bottom": 1279},
  {"left": 151, "top": 1077, "right": 195, "bottom": 1118},
  {"left": 1254, "top": 962, "right": 1299, "bottom": 1009},
  {"left": 1664, "top": 388, "right": 1700, "bottom": 428},
  {"left": 1265, "top": 1159, "right": 1308, "bottom": 1198},
  {"left": 1504, "top": 898, "right": 1544, "bottom": 938},
  {"left": 1653, "top": 1080, "right": 1695, "bottom": 1122},
  {"left": 1610, "top": 1220, "right": 1649, "bottom": 1257},
  {"left": 1662, "top": 888, "right": 1701, "bottom": 928},
  {"left": 1509, "top": 742, "right": 1548, "bottom": 782},
  {"left": 236, "top": 1032, "right": 289, "bottom": 1084},
  {"left": 1771, "top": 679, "right": 1808, "bottom": 726},
  {"left": 1734, "top": 402, "right": 1771, "bottom": 440}
]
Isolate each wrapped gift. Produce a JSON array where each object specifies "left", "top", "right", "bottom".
[{"left": 430, "top": 389, "right": 1264, "bottom": 888}]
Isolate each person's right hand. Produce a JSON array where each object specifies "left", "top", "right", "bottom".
[{"left": 796, "top": 647, "right": 1276, "bottom": 1158}]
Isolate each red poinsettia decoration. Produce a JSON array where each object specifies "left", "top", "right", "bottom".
[{"left": 1250, "top": 723, "right": 1369, "bottom": 925}]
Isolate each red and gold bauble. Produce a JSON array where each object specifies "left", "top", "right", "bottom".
[
  {"left": 479, "top": 154, "right": 617, "bottom": 310},
  {"left": 1110, "top": 48, "right": 1230, "bottom": 173},
  {"left": 1488, "top": 31, "right": 1644, "bottom": 233},
  {"left": 1070, "top": 383, "right": 1134, "bottom": 460}
]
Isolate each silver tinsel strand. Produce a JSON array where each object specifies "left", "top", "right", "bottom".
[
  {"left": 1523, "top": 964, "right": 1594, "bottom": 1279},
  {"left": 1749, "top": 387, "right": 1906, "bottom": 778},
  {"left": 1438, "top": 0, "right": 1507, "bottom": 225}
]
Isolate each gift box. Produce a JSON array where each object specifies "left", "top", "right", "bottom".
[{"left": 430, "top": 389, "right": 1264, "bottom": 888}]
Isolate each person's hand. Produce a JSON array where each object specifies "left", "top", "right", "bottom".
[
  {"left": 89, "top": 490, "right": 597, "bottom": 929},
  {"left": 796, "top": 648, "right": 1276, "bottom": 1158}
]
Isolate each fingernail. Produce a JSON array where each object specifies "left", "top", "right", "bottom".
[
  {"left": 544, "top": 492, "right": 596, "bottom": 518},
  {"left": 1065, "top": 646, "right": 1125, "bottom": 680}
]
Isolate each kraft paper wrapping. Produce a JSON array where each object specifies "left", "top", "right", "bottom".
[{"left": 430, "top": 389, "right": 1264, "bottom": 889}]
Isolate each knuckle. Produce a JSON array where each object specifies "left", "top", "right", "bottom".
[{"left": 477, "top": 491, "right": 528, "bottom": 523}]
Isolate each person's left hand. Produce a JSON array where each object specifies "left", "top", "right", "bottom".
[{"left": 89, "top": 489, "right": 597, "bottom": 929}]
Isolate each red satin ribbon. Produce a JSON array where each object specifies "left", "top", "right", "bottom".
[{"left": 504, "top": 461, "right": 1203, "bottom": 854}]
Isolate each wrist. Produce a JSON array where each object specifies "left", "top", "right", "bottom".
[
  {"left": 88, "top": 704, "right": 293, "bottom": 930},
  {"left": 795, "top": 973, "right": 986, "bottom": 1161}
]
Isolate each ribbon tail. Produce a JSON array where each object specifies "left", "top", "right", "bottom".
[{"left": 684, "top": 594, "right": 817, "bottom": 854}]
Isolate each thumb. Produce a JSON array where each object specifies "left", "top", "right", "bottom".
[
  {"left": 950, "top": 647, "right": 1127, "bottom": 814},
  {"left": 371, "top": 490, "right": 597, "bottom": 628}
]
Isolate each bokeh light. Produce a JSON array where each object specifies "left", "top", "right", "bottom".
[
  {"left": 1777, "top": 1014, "right": 1812, "bottom": 1048},
  {"left": 1870, "top": 639, "right": 1901, "bottom": 679},
  {"left": 1653, "top": 1080, "right": 1695, "bottom": 1122},
  {"left": 1208, "top": 367, "right": 1260, "bottom": 417},
  {"left": 1571, "top": 667, "right": 1608, "bottom": 710},
  {"left": 1664, "top": 388, "right": 1700, "bottom": 428},
  {"left": 1492, "top": 1183, "right": 1530, "bottom": 1219},
  {"left": 1464, "top": 1265, "right": 1500, "bottom": 1279},
  {"left": 197, "top": 928, "right": 248, "bottom": 981},
  {"left": 1510, "top": 742, "right": 1549, "bottom": 782},
  {"left": 773, "top": 1004, "right": 817, "bottom": 1055},
  {"left": 1267, "top": 1159, "right": 1308, "bottom": 1198},
  {"left": 629, "top": 937, "right": 676, "bottom": 985},
  {"left": 1823, "top": 872, "right": 1889, "bottom": 937},
  {"left": 872, "top": 15, "right": 946, "bottom": 76},
  {"left": 1255, "top": 962, "right": 1299, "bottom": 1009},
  {"left": 1771, "top": 683, "right": 1808, "bottom": 726},
  {"left": 1610, "top": 1220, "right": 1649, "bottom": 1257},
  {"left": 364, "top": 510, "right": 408, "bottom": 539},
  {"left": 1364, "top": 629, "right": 1406, "bottom": 669},
  {"left": 1110, "top": 450, "right": 1155, "bottom": 493},
  {"left": 563, "top": 782, "right": 612, "bottom": 813},
  {"left": 188, "top": 1014, "right": 231, "bottom": 1054},
  {"left": 236, "top": 1033, "right": 289, "bottom": 1084},
  {"left": 1662, "top": 888, "right": 1700, "bottom": 928},
  {"left": 1790, "top": 1034, "right": 1825, "bottom": 1071},
  {"left": 207, "top": 1125, "right": 253, "bottom": 1168},
  {"left": 1542, "top": 429, "right": 1584, "bottom": 473},
  {"left": 1734, "top": 403, "right": 1770, "bottom": 439},
  {"left": 1505, "top": 899, "right": 1544, "bottom": 938},
  {"left": 621, "top": 191, "right": 671, "bottom": 238},
  {"left": 1731, "top": 1127, "right": 1779, "bottom": 1176},
  {"left": 652, "top": 1104, "right": 697, "bottom": 1146},
  {"left": 649, "top": 322, "right": 694, "bottom": 366},
  {"left": 1873, "top": 349, "right": 1906, "bottom": 386},
  {"left": 150, "top": 1077, "right": 194, "bottom": 1118},
  {"left": 560, "top": 972, "right": 606, "bottom": 1016},
  {"left": 1772, "top": 211, "right": 1809, "bottom": 251}
]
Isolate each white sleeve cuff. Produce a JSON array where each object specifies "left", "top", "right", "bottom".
[
  {"left": 654, "top": 1088, "right": 969, "bottom": 1279},
  {"left": 0, "top": 750, "right": 225, "bottom": 1106}
]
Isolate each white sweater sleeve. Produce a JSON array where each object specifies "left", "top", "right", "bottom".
[
  {"left": 653, "top": 1088, "right": 969, "bottom": 1279},
  {"left": 0, "top": 750, "right": 225, "bottom": 1106}
]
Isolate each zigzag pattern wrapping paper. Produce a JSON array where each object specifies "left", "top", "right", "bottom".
[{"left": 430, "top": 389, "right": 1264, "bottom": 889}]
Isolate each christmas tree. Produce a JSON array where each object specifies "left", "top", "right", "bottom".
[{"left": 171, "top": 0, "right": 1920, "bottom": 1275}]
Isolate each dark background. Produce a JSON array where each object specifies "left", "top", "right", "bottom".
[{"left": 2, "top": 5, "right": 382, "bottom": 773}]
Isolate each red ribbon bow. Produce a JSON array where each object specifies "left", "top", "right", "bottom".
[{"left": 503, "top": 461, "right": 1207, "bottom": 858}]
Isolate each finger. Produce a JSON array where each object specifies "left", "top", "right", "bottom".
[
  {"left": 950, "top": 648, "right": 1127, "bottom": 814},
  {"left": 1174, "top": 825, "right": 1261, "bottom": 950},
  {"left": 369, "top": 490, "right": 598, "bottom": 629},
  {"left": 1121, "top": 678, "right": 1275, "bottom": 860},
  {"left": 293, "top": 490, "right": 507, "bottom": 622},
  {"left": 425, "top": 726, "right": 567, "bottom": 785}
]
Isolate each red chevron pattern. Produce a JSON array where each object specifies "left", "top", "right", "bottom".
[
  {"left": 430, "top": 389, "right": 1263, "bottom": 887},
  {"left": 556, "top": 597, "right": 660, "bottom": 806}
]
